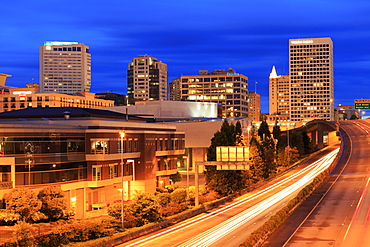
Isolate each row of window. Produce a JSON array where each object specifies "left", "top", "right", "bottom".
[
  {"left": 290, "top": 44, "right": 330, "bottom": 48},
  {"left": 182, "top": 77, "right": 247, "bottom": 83}
]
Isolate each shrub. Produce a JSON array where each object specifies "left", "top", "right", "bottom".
[
  {"left": 199, "top": 190, "right": 221, "bottom": 204},
  {"left": 107, "top": 203, "right": 123, "bottom": 220},
  {"left": 11, "top": 221, "right": 35, "bottom": 247},
  {"left": 130, "top": 191, "right": 162, "bottom": 226},
  {"left": 156, "top": 193, "right": 171, "bottom": 206},
  {"left": 159, "top": 202, "right": 184, "bottom": 217},
  {"left": 165, "top": 184, "right": 178, "bottom": 193},
  {"left": 34, "top": 219, "right": 115, "bottom": 246},
  {"left": 0, "top": 210, "right": 20, "bottom": 225},
  {"left": 171, "top": 188, "right": 187, "bottom": 204},
  {"left": 107, "top": 203, "right": 139, "bottom": 228}
]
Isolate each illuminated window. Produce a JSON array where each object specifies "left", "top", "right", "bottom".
[{"left": 91, "top": 140, "right": 108, "bottom": 154}]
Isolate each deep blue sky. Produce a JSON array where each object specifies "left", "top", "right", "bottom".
[{"left": 1, "top": 0, "right": 370, "bottom": 112}]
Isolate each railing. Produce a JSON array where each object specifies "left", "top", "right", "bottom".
[{"left": 0, "top": 182, "right": 13, "bottom": 189}]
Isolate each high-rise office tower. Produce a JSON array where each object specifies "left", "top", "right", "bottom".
[
  {"left": 289, "top": 37, "right": 334, "bottom": 121},
  {"left": 248, "top": 91, "right": 260, "bottom": 122},
  {"left": 180, "top": 68, "right": 248, "bottom": 118},
  {"left": 40, "top": 42, "right": 91, "bottom": 94},
  {"left": 269, "top": 66, "right": 290, "bottom": 116},
  {"left": 127, "top": 55, "right": 168, "bottom": 101}
]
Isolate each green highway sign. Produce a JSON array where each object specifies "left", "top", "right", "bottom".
[{"left": 355, "top": 103, "right": 370, "bottom": 109}]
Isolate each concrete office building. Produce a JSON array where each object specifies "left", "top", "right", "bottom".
[
  {"left": 248, "top": 91, "right": 261, "bottom": 122},
  {"left": 40, "top": 41, "right": 91, "bottom": 94},
  {"left": 127, "top": 55, "right": 168, "bottom": 101},
  {"left": 289, "top": 37, "right": 334, "bottom": 121},
  {"left": 269, "top": 66, "right": 290, "bottom": 116},
  {"left": 179, "top": 68, "right": 249, "bottom": 118}
]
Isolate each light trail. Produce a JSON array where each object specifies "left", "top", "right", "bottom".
[
  {"left": 178, "top": 149, "right": 339, "bottom": 247},
  {"left": 343, "top": 177, "right": 370, "bottom": 241},
  {"left": 124, "top": 148, "right": 339, "bottom": 247}
]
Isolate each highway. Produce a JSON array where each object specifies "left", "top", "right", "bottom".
[
  {"left": 264, "top": 119, "right": 370, "bottom": 247},
  {"left": 118, "top": 145, "right": 339, "bottom": 247}
]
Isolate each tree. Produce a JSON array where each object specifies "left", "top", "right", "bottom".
[
  {"left": 4, "top": 188, "right": 42, "bottom": 222},
  {"left": 205, "top": 166, "right": 247, "bottom": 196},
  {"left": 301, "top": 130, "right": 314, "bottom": 154},
  {"left": 170, "top": 172, "right": 182, "bottom": 184},
  {"left": 235, "top": 121, "right": 243, "bottom": 145},
  {"left": 249, "top": 137, "right": 264, "bottom": 181},
  {"left": 205, "top": 120, "right": 247, "bottom": 196},
  {"left": 272, "top": 121, "right": 281, "bottom": 140},
  {"left": 38, "top": 186, "right": 70, "bottom": 221},
  {"left": 350, "top": 114, "right": 359, "bottom": 120},
  {"left": 258, "top": 120, "right": 271, "bottom": 141},
  {"left": 290, "top": 131, "right": 305, "bottom": 156},
  {"left": 261, "top": 137, "right": 276, "bottom": 178},
  {"left": 277, "top": 146, "right": 300, "bottom": 167}
]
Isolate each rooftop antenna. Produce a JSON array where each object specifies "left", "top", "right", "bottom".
[{"left": 255, "top": 81, "right": 258, "bottom": 93}]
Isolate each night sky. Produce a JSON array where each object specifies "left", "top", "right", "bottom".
[{"left": 1, "top": 0, "right": 370, "bottom": 113}]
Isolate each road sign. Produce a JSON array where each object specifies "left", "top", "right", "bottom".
[
  {"left": 355, "top": 99, "right": 370, "bottom": 103},
  {"left": 355, "top": 103, "right": 370, "bottom": 109}
]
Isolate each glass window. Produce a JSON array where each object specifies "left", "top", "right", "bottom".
[
  {"left": 92, "top": 167, "right": 101, "bottom": 181},
  {"left": 91, "top": 140, "right": 108, "bottom": 154},
  {"left": 109, "top": 165, "right": 118, "bottom": 179}
]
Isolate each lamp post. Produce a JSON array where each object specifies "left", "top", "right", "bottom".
[
  {"left": 247, "top": 126, "right": 251, "bottom": 146},
  {"left": 287, "top": 123, "right": 290, "bottom": 166},
  {"left": 119, "top": 131, "right": 125, "bottom": 229}
]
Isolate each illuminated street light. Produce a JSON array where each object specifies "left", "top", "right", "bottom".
[
  {"left": 119, "top": 131, "right": 125, "bottom": 229},
  {"left": 247, "top": 126, "right": 251, "bottom": 146}
]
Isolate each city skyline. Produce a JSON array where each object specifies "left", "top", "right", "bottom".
[{"left": 1, "top": 0, "right": 370, "bottom": 113}]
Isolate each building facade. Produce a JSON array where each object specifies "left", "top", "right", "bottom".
[
  {"left": 95, "top": 92, "right": 127, "bottom": 106},
  {"left": 127, "top": 55, "right": 168, "bottom": 101},
  {"left": 103, "top": 100, "right": 218, "bottom": 119},
  {"left": 0, "top": 108, "right": 185, "bottom": 219},
  {"left": 0, "top": 86, "right": 114, "bottom": 113},
  {"left": 289, "top": 38, "right": 334, "bottom": 121},
  {"left": 179, "top": 69, "right": 249, "bottom": 118},
  {"left": 40, "top": 41, "right": 91, "bottom": 94},
  {"left": 269, "top": 66, "right": 290, "bottom": 116},
  {"left": 248, "top": 91, "right": 260, "bottom": 122},
  {"left": 0, "top": 73, "right": 11, "bottom": 86},
  {"left": 169, "top": 78, "right": 181, "bottom": 101}
]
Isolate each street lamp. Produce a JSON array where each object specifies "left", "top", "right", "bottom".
[
  {"left": 247, "top": 126, "right": 251, "bottom": 146},
  {"left": 119, "top": 131, "right": 125, "bottom": 229}
]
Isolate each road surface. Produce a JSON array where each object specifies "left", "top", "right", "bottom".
[
  {"left": 264, "top": 119, "right": 370, "bottom": 247},
  {"left": 118, "top": 145, "right": 340, "bottom": 247}
]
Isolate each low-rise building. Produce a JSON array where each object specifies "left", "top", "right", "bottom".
[
  {"left": 0, "top": 107, "right": 185, "bottom": 218},
  {"left": 0, "top": 85, "right": 114, "bottom": 113}
]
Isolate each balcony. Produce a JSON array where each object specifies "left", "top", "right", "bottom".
[
  {"left": 155, "top": 149, "right": 185, "bottom": 157},
  {"left": 156, "top": 168, "right": 178, "bottom": 177},
  {"left": 86, "top": 152, "right": 140, "bottom": 161}
]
